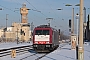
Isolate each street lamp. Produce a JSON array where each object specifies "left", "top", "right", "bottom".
[
  {"left": 75, "top": 4, "right": 80, "bottom": 6},
  {"left": 65, "top": 4, "right": 80, "bottom": 34},
  {"left": 65, "top": 4, "right": 80, "bottom": 50},
  {"left": 65, "top": 4, "right": 75, "bottom": 50},
  {"left": 57, "top": 8, "right": 63, "bottom": 10},
  {"left": 65, "top": 4, "right": 73, "bottom": 34}
]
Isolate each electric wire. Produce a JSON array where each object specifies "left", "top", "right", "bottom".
[
  {"left": 25, "top": 0, "right": 47, "bottom": 17},
  {"left": 12, "top": 0, "right": 40, "bottom": 22},
  {"left": 45, "top": 0, "right": 61, "bottom": 19},
  {"left": 0, "top": 4, "right": 19, "bottom": 14}
]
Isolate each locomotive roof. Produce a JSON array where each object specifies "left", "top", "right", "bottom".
[
  {"left": 36, "top": 25, "right": 50, "bottom": 28},
  {"left": 35, "top": 25, "right": 57, "bottom": 31}
]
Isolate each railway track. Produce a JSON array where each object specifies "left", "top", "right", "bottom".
[
  {"left": 20, "top": 53, "right": 37, "bottom": 60},
  {"left": 0, "top": 45, "right": 33, "bottom": 57},
  {"left": 35, "top": 53, "right": 48, "bottom": 60},
  {"left": 19, "top": 53, "right": 48, "bottom": 60},
  {"left": 19, "top": 43, "right": 69, "bottom": 60},
  {"left": 0, "top": 43, "right": 69, "bottom": 60}
]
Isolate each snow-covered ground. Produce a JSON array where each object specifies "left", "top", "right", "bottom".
[
  {"left": 0, "top": 42, "right": 90, "bottom": 60},
  {"left": 0, "top": 42, "right": 32, "bottom": 50},
  {"left": 40, "top": 42, "right": 90, "bottom": 60},
  {"left": 0, "top": 51, "right": 46, "bottom": 60}
]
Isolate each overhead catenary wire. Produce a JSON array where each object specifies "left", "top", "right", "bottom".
[
  {"left": 45, "top": 0, "right": 62, "bottom": 19},
  {"left": 45, "top": 0, "right": 65, "bottom": 28},
  {"left": 16, "top": 0, "right": 23, "bottom": 6},
  {"left": 0, "top": 4, "right": 19, "bottom": 14},
  {"left": 25, "top": 0, "right": 47, "bottom": 17},
  {"left": 25, "top": 0, "right": 58, "bottom": 26},
  {"left": 15, "top": 0, "right": 45, "bottom": 24},
  {"left": 11, "top": 0, "right": 41, "bottom": 22}
]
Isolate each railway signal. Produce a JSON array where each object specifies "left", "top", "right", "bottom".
[
  {"left": 69, "top": 19, "right": 71, "bottom": 28},
  {"left": 58, "top": 29, "right": 60, "bottom": 35}
]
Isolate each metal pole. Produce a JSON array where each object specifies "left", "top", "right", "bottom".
[
  {"left": 6, "top": 14, "right": 8, "bottom": 42},
  {"left": 78, "top": 0, "right": 84, "bottom": 60},
  {"left": 71, "top": 8, "right": 74, "bottom": 35},
  {"left": 76, "top": 13, "right": 79, "bottom": 46},
  {"left": 31, "top": 22, "right": 34, "bottom": 40},
  {"left": 6, "top": 14, "right": 8, "bottom": 30},
  {"left": 77, "top": 18, "right": 78, "bottom": 46},
  {"left": 83, "top": 7, "right": 86, "bottom": 40},
  {"left": 76, "top": 13, "right": 79, "bottom": 60},
  {"left": 17, "top": 28, "right": 18, "bottom": 44},
  {"left": 71, "top": 7, "right": 75, "bottom": 49}
]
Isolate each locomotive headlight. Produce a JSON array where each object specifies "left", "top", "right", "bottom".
[
  {"left": 35, "top": 42, "right": 38, "bottom": 44},
  {"left": 34, "top": 45, "right": 37, "bottom": 47},
  {"left": 46, "top": 42, "right": 49, "bottom": 43},
  {"left": 46, "top": 45, "right": 50, "bottom": 47}
]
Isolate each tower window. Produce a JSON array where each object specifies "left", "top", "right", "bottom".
[{"left": 24, "top": 33, "right": 25, "bottom": 36}]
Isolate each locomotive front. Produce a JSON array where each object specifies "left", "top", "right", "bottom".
[{"left": 33, "top": 25, "right": 59, "bottom": 52}]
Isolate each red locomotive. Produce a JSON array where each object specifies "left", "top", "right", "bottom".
[{"left": 33, "top": 25, "right": 59, "bottom": 52}]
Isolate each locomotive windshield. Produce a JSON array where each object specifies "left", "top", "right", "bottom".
[{"left": 35, "top": 30, "right": 49, "bottom": 35}]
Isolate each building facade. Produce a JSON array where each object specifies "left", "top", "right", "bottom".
[{"left": 12, "top": 22, "right": 31, "bottom": 42}]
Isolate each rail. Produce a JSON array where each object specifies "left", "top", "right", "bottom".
[{"left": 0, "top": 45, "right": 33, "bottom": 57}]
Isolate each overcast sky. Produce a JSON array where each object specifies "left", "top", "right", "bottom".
[{"left": 0, "top": 0, "right": 89, "bottom": 35}]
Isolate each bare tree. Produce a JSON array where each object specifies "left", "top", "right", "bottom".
[{"left": 60, "top": 31, "right": 69, "bottom": 40}]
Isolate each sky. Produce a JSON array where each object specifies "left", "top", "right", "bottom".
[{"left": 0, "top": 0, "right": 89, "bottom": 35}]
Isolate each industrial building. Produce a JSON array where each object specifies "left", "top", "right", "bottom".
[
  {"left": 0, "top": 22, "right": 31, "bottom": 42},
  {"left": 0, "top": 3, "right": 32, "bottom": 42}
]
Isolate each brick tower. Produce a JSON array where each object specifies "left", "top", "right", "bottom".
[{"left": 20, "top": 3, "right": 29, "bottom": 23}]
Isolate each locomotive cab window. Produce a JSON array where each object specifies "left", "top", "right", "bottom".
[
  {"left": 35, "top": 30, "right": 49, "bottom": 35},
  {"left": 35, "top": 30, "right": 42, "bottom": 35},
  {"left": 43, "top": 30, "right": 49, "bottom": 35}
]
